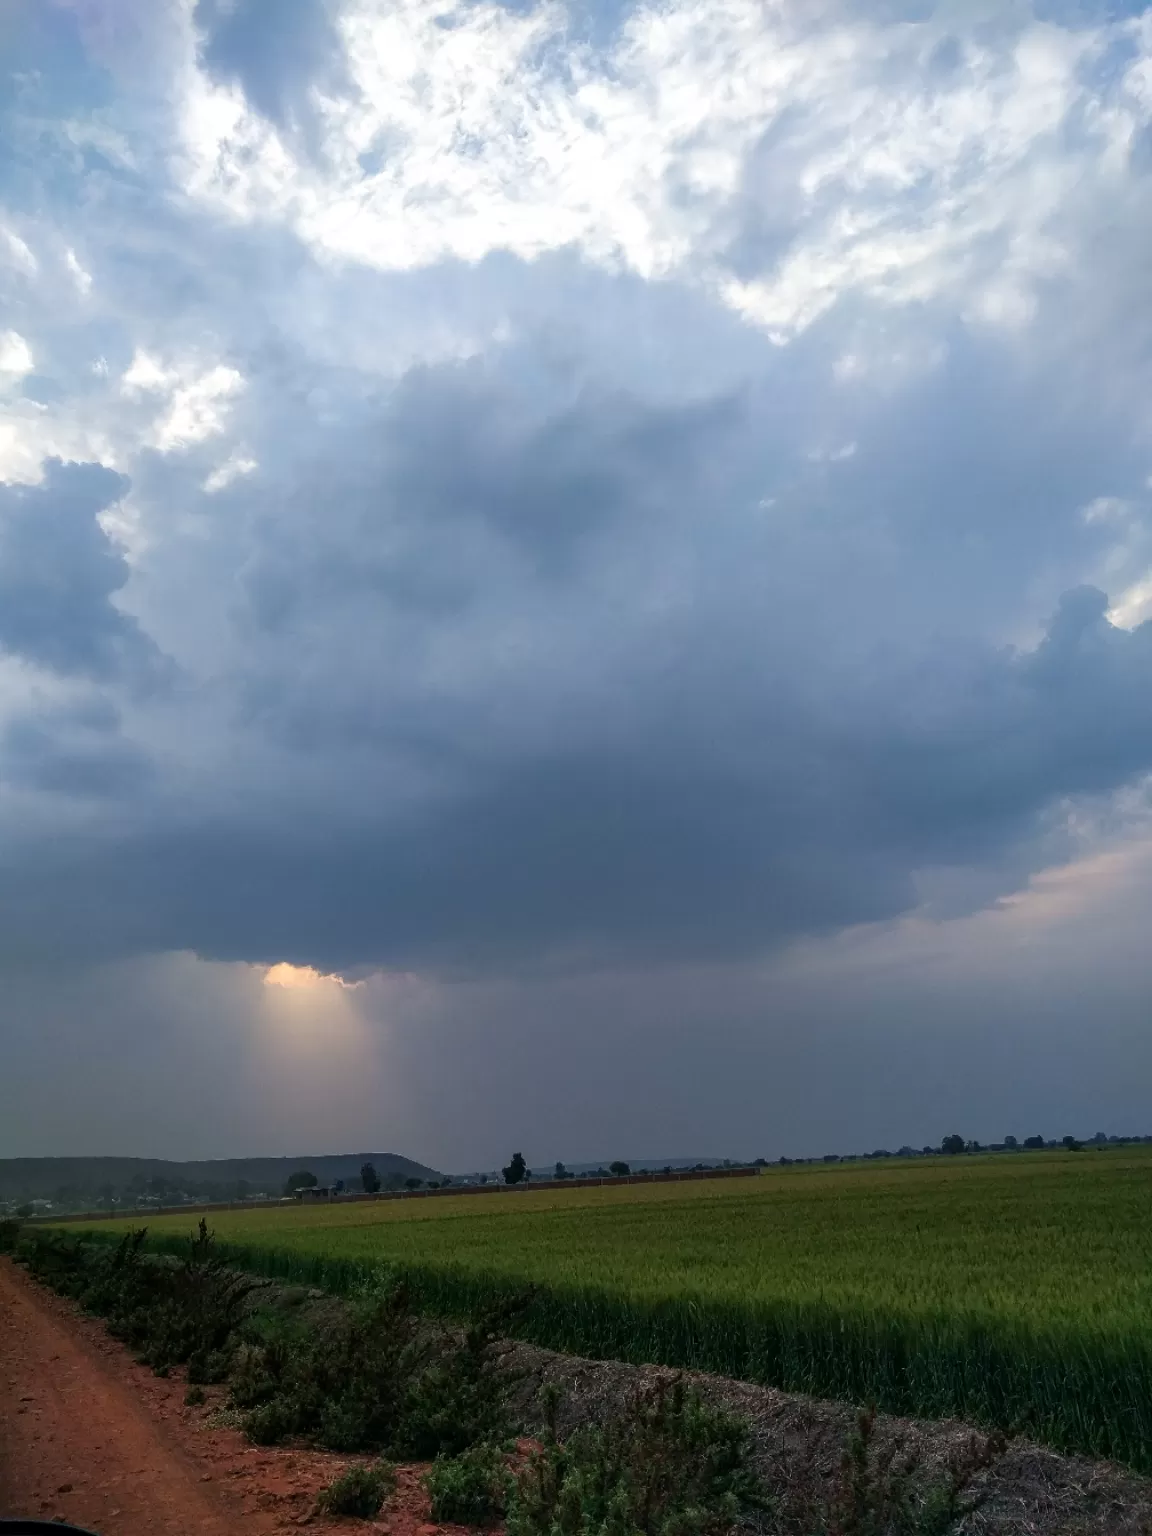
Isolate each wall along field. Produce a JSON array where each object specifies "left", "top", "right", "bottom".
[{"left": 64, "top": 1150, "right": 1152, "bottom": 1469}]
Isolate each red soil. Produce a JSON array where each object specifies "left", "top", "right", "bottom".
[{"left": 0, "top": 1257, "right": 469, "bottom": 1536}]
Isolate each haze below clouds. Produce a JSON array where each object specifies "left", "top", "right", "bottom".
[{"left": 2, "top": 0, "right": 1152, "bottom": 1169}]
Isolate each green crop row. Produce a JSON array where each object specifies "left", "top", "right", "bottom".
[{"left": 59, "top": 1148, "right": 1152, "bottom": 1469}]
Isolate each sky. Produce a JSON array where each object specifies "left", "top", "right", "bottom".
[{"left": 2, "top": 0, "right": 1152, "bottom": 1173}]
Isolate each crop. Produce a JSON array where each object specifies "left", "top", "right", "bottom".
[{"left": 57, "top": 1148, "right": 1152, "bottom": 1468}]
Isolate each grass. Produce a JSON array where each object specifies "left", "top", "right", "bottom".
[{"left": 56, "top": 1149, "right": 1152, "bottom": 1469}]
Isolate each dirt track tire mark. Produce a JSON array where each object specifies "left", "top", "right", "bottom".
[
  {"left": 0, "top": 1257, "right": 251, "bottom": 1534},
  {"left": 0, "top": 1256, "right": 470, "bottom": 1536}
]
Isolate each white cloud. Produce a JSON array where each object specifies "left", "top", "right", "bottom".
[
  {"left": 0, "top": 227, "right": 37, "bottom": 276},
  {"left": 1082, "top": 495, "right": 1132, "bottom": 525},
  {"left": 156, "top": 366, "right": 244, "bottom": 450},
  {"left": 121, "top": 352, "right": 245, "bottom": 450},
  {"left": 172, "top": 1, "right": 1144, "bottom": 342},
  {"left": 0, "top": 331, "right": 33, "bottom": 379},
  {"left": 1108, "top": 573, "right": 1152, "bottom": 631},
  {"left": 121, "top": 351, "right": 172, "bottom": 393},
  {"left": 203, "top": 451, "right": 258, "bottom": 493},
  {"left": 65, "top": 248, "right": 93, "bottom": 295}
]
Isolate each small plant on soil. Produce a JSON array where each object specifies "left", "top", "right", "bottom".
[
  {"left": 317, "top": 1459, "right": 397, "bottom": 1519},
  {"left": 814, "top": 1405, "right": 1004, "bottom": 1536},
  {"left": 184, "top": 1385, "right": 206, "bottom": 1406},
  {"left": 507, "top": 1379, "right": 764, "bottom": 1536},
  {"left": 426, "top": 1443, "right": 513, "bottom": 1525}
]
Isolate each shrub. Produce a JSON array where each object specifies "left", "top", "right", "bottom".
[
  {"left": 392, "top": 1309, "right": 514, "bottom": 1459},
  {"left": 184, "top": 1385, "right": 206, "bottom": 1406},
  {"left": 816, "top": 1405, "right": 1002, "bottom": 1536},
  {"left": 15, "top": 1222, "right": 258, "bottom": 1379},
  {"left": 233, "top": 1285, "right": 507, "bottom": 1455},
  {"left": 232, "top": 1283, "right": 513, "bottom": 1458},
  {"left": 0, "top": 1217, "right": 23, "bottom": 1253},
  {"left": 426, "top": 1444, "right": 512, "bottom": 1525},
  {"left": 317, "top": 1460, "right": 396, "bottom": 1519},
  {"left": 233, "top": 1283, "right": 422, "bottom": 1450},
  {"left": 507, "top": 1380, "right": 763, "bottom": 1536}
]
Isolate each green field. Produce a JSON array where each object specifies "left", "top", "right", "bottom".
[{"left": 64, "top": 1150, "right": 1152, "bottom": 1468}]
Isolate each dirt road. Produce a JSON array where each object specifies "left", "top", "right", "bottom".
[{"left": 0, "top": 1258, "right": 448, "bottom": 1536}]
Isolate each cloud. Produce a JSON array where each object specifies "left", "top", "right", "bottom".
[
  {"left": 1, "top": 698, "right": 153, "bottom": 800},
  {"left": 0, "top": 460, "right": 166, "bottom": 684},
  {"left": 4, "top": 1, "right": 1152, "bottom": 1160},
  {"left": 194, "top": 0, "right": 351, "bottom": 140},
  {"left": 0, "top": 331, "right": 34, "bottom": 380},
  {"left": 173, "top": 0, "right": 1152, "bottom": 346}
]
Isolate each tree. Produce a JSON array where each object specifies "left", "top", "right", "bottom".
[
  {"left": 609, "top": 1161, "right": 631, "bottom": 1177},
  {"left": 15, "top": 1203, "right": 33, "bottom": 1218},
  {"left": 941, "top": 1134, "right": 965, "bottom": 1156},
  {"left": 554, "top": 1162, "right": 568, "bottom": 1180},
  {"left": 1003, "top": 1135, "right": 1018, "bottom": 1149},
  {"left": 360, "top": 1162, "right": 381, "bottom": 1194},
  {"left": 1062, "top": 1135, "right": 1083, "bottom": 1151},
  {"left": 503, "top": 1152, "right": 527, "bottom": 1185},
  {"left": 285, "top": 1170, "right": 318, "bottom": 1195},
  {"left": 404, "top": 1177, "right": 422, "bottom": 1190},
  {"left": 1023, "top": 1135, "right": 1045, "bottom": 1149}
]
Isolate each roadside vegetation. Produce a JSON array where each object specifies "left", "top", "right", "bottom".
[
  {"left": 2, "top": 1217, "right": 1003, "bottom": 1533},
  {"left": 57, "top": 1147, "right": 1152, "bottom": 1468}
]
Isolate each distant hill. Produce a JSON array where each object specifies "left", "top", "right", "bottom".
[{"left": 0, "top": 1152, "right": 443, "bottom": 1203}]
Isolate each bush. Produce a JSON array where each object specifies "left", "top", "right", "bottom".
[
  {"left": 15, "top": 1222, "right": 258, "bottom": 1379},
  {"left": 317, "top": 1460, "right": 396, "bottom": 1519},
  {"left": 184, "top": 1385, "right": 206, "bottom": 1406},
  {"left": 507, "top": 1380, "right": 763, "bottom": 1536},
  {"left": 233, "top": 1284, "right": 421, "bottom": 1450},
  {"left": 0, "top": 1217, "right": 23, "bottom": 1253},
  {"left": 426, "top": 1444, "right": 512, "bottom": 1525},
  {"left": 814, "top": 1405, "right": 1002, "bottom": 1536},
  {"left": 392, "top": 1309, "right": 513, "bottom": 1459},
  {"left": 231, "top": 1283, "right": 512, "bottom": 1457}
]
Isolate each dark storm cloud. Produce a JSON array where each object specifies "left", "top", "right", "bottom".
[
  {"left": 3, "top": 551, "right": 1150, "bottom": 979},
  {"left": 0, "top": 461, "right": 166, "bottom": 684},
  {"left": 0, "top": 291, "right": 1145, "bottom": 979},
  {"left": 194, "top": 0, "right": 349, "bottom": 142},
  {"left": 1, "top": 698, "right": 153, "bottom": 800}
]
